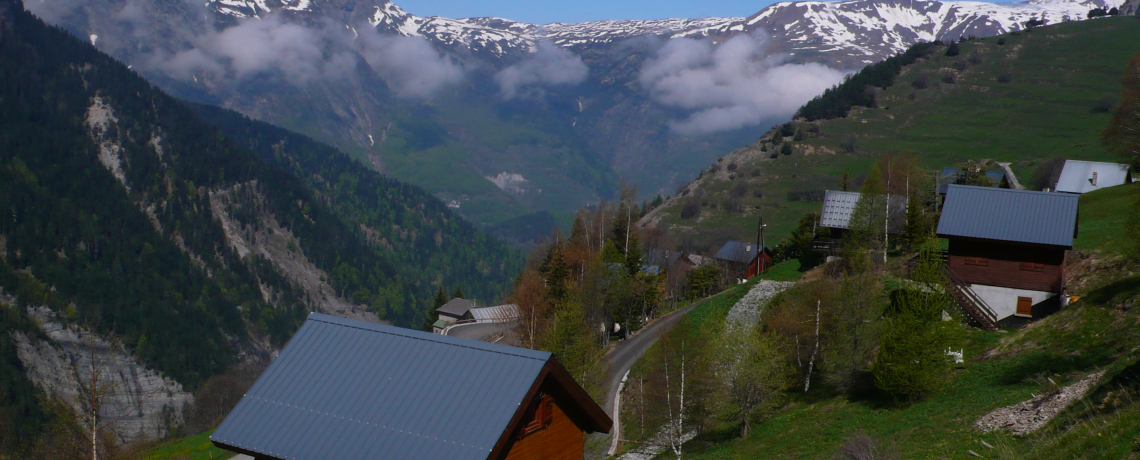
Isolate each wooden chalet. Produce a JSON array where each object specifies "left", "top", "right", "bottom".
[
  {"left": 714, "top": 241, "right": 772, "bottom": 283},
  {"left": 211, "top": 313, "right": 612, "bottom": 460},
  {"left": 936, "top": 185, "right": 1079, "bottom": 329},
  {"left": 813, "top": 190, "right": 906, "bottom": 254}
]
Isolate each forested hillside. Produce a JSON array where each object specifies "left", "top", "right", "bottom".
[{"left": 0, "top": 0, "right": 518, "bottom": 455}]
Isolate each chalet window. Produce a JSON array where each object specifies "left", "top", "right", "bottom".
[
  {"left": 519, "top": 393, "right": 555, "bottom": 438},
  {"left": 964, "top": 257, "right": 989, "bottom": 267},
  {"left": 1019, "top": 262, "right": 1044, "bottom": 272}
]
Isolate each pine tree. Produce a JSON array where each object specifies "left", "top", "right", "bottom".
[
  {"left": 452, "top": 286, "right": 465, "bottom": 300},
  {"left": 422, "top": 286, "right": 449, "bottom": 331},
  {"left": 872, "top": 249, "right": 962, "bottom": 401}
]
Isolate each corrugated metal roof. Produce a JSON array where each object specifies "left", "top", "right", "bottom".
[
  {"left": 437, "top": 298, "right": 476, "bottom": 317},
  {"left": 1054, "top": 160, "right": 1132, "bottom": 194},
  {"left": 819, "top": 190, "right": 862, "bottom": 229},
  {"left": 469, "top": 304, "right": 520, "bottom": 323},
  {"left": 936, "top": 185, "right": 1079, "bottom": 247},
  {"left": 714, "top": 241, "right": 763, "bottom": 264},
  {"left": 211, "top": 313, "right": 550, "bottom": 460}
]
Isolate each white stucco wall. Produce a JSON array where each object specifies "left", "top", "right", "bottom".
[{"left": 969, "top": 284, "right": 1056, "bottom": 320}]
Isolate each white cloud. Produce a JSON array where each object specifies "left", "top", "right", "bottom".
[
  {"left": 494, "top": 41, "right": 588, "bottom": 99},
  {"left": 639, "top": 33, "right": 845, "bottom": 135}
]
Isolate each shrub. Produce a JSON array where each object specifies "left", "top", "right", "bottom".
[
  {"left": 945, "top": 42, "right": 960, "bottom": 56},
  {"left": 722, "top": 198, "right": 743, "bottom": 213},
  {"left": 731, "top": 182, "right": 749, "bottom": 198},
  {"left": 911, "top": 74, "right": 929, "bottom": 89},
  {"left": 752, "top": 189, "right": 763, "bottom": 198},
  {"left": 727, "top": 162, "right": 738, "bottom": 171},
  {"left": 841, "top": 134, "right": 858, "bottom": 152},
  {"left": 1024, "top": 17, "right": 1046, "bottom": 29},
  {"left": 680, "top": 200, "right": 700, "bottom": 219},
  {"left": 772, "top": 129, "right": 784, "bottom": 144},
  {"left": 780, "top": 143, "right": 793, "bottom": 156},
  {"left": 769, "top": 152, "right": 779, "bottom": 159},
  {"left": 968, "top": 51, "right": 983, "bottom": 65},
  {"left": 780, "top": 123, "right": 797, "bottom": 137},
  {"left": 708, "top": 164, "right": 721, "bottom": 173},
  {"left": 997, "top": 37, "right": 1006, "bottom": 45},
  {"left": 941, "top": 71, "right": 956, "bottom": 84},
  {"left": 907, "top": 91, "right": 917, "bottom": 100},
  {"left": 1089, "top": 7, "right": 1107, "bottom": 18},
  {"left": 1094, "top": 95, "right": 1116, "bottom": 113},
  {"left": 750, "top": 168, "right": 761, "bottom": 177},
  {"left": 952, "top": 59, "right": 968, "bottom": 71},
  {"left": 998, "top": 71, "right": 1012, "bottom": 83}
]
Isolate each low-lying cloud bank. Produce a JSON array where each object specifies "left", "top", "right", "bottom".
[
  {"left": 639, "top": 33, "right": 846, "bottom": 135},
  {"left": 495, "top": 40, "right": 589, "bottom": 99}
]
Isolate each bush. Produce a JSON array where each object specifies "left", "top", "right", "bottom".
[
  {"left": 780, "top": 123, "right": 797, "bottom": 137},
  {"left": 1094, "top": 95, "right": 1116, "bottom": 113},
  {"left": 727, "top": 162, "right": 738, "bottom": 171},
  {"left": 952, "top": 59, "right": 968, "bottom": 71},
  {"left": 722, "top": 198, "right": 743, "bottom": 213},
  {"left": 945, "top": 42, "right": 960, "bottom": 56},
  {"left": 941, "top": 71, "right": 956, "bottom": 84},
  {"left": 998, "top": 71, "right": 1012, "bottom": 83},
  {"left": 680, "top": 200, "right": 700, "bottom": 219},
  {"left": 907, "top": 91, "right": 917, "bottom": 100},
  {"left": 752, "top": 189, "right": 763, "bottom": 198},
  {"left": 911, "top": 74, "right": 929, "bottom": 89},
  {"left": 968, "top": 51, "right": 983, "bottom": 65},
  {"left": 730, "top": 182, "right": 749, "bottom": 198},
  {"left": 769, "top": 152, "right": 779, "bottom": 159},
  {"left": 841, "top": 134, "right": 858, "bottom": 152},
  {"left": 780, "top": 143, "right": 793, "bottom": 156},
  {"left": 1089, "top": 7, "right": 1107, "bottom": 18},
  {"left": 750, "top": 168, "right": 761, "bottom": 177},
  {"left": 997, "top": 37, "right": 1006, "bottom": 45}
]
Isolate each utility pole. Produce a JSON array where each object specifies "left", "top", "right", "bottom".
[
  {"left": 884, "top": 159, "right": 890, "bottom": 264},
  {"left": 756, "top": 216, "right": 767, "bottom": 274}
]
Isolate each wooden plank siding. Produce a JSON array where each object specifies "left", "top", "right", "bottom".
[
  {"left": 501, "top": 401, "right": 583, "bottom": 460},
  {"left": 947, "top": 239, "right": 1067, "bottom": 292}
]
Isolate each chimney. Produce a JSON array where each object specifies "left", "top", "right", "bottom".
[{"left": 1090, "top": 172, "right": 1098, "bottom": 186}]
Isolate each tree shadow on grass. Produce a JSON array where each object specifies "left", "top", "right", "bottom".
[{"left": 1082, "top": 274, "right": 1140, "bottom": 306}]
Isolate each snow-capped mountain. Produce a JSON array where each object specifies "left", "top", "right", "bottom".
[
  {"left": 206, "top": 0, "right": 1125, "bottom": 65},
  {"left": 24, "top": 0, "right": 1132, "bottom": 241}
]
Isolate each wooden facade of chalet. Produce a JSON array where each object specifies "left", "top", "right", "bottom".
[
  {"left": 211, "top": 314, "right": 611, "bottom": 460},
  {"left": 947, "top": 238, "right": 1065, "bottom": 294},
  {"left": 936, "top": 185, "right": 1079, "bottom": 329}
]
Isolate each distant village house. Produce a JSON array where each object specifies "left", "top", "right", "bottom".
[
  {"left": 1053, "top": 160, "right": 1132, "bottom": 194},
  {"left": 714, "top": 241, "right": 773, "bottom": 283}
]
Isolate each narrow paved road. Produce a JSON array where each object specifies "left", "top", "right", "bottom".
[
  {"left": 445, "top": 321, "right": 519, "bottom": 346},
  {"left": 601, "top": 301, "right": 704, "bottom": 417}
]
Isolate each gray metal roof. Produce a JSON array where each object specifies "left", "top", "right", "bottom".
[
  {"left": 714, "top": 241, "right": 764, "bottom": 264},
  {"left": 819, "top": 190, "right": 862, "bottom": 229},
  {"left": 211, "top": 313, "right": 551, "bottom": 460},
  {"left": 936, "top": 185, "right": 1079, "bottom": 247},
  {"left": 468, "top": 304, "right": 520, "bottom": 323},
  {"left": 437, "top": 298, "right": 476, "bottom": 318},
  {"left": 1054, "top": 160, "right": 1132, "bottom": 194},
  {"left": 818, "top": 190, "right": 907, "bottom": 230}
]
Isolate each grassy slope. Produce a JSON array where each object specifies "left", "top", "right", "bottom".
[
  {"left": 1074, "top": 181, "right": 1140, "bottom": 254},
  {"left": 664, "top": 187, "right": 1140, "bottom": 459},
  {"left": 129, "top": 430, "right": 234, "bottom": 460},
  {"left": 646, "top": 17, "right": 1140, "bottom": 253}
]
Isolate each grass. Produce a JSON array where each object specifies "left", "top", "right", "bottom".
[
  {"left": 129, "top": 430, "right": 235, "bottom": 460},
  {"left": 656, "top": 17, "right": 1140, "bottom": 252},
  {"left": 1074, "top": 181, "right": 1140, "bottom": 254},
  {"left": 757, "top": 259, "right": 804, "bottom": 282}
]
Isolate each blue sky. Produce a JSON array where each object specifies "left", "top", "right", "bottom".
[{"left": 392, "top": 0, "right": 780, "bottom": 24}]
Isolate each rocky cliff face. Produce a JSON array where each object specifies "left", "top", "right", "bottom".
[{"left": 13, "top": 307, "right": 192, "bottom": 444}]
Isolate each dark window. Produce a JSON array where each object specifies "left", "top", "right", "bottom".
[
  {"left": 964, "top": 257, "right": 989, "bottom": 267},
  {"left": 519, "top": 394, "right": 555, "bottom": 438},
  {"left": 1019, "top": 262, "right": 1044, "bottom": 272}
]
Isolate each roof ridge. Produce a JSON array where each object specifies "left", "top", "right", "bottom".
[
  {"left": 945, "top": 184, "right": 1078, "bottom": 198},
  {"left": 308, "top": 314, "right": 549, "bottom": 361}
]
